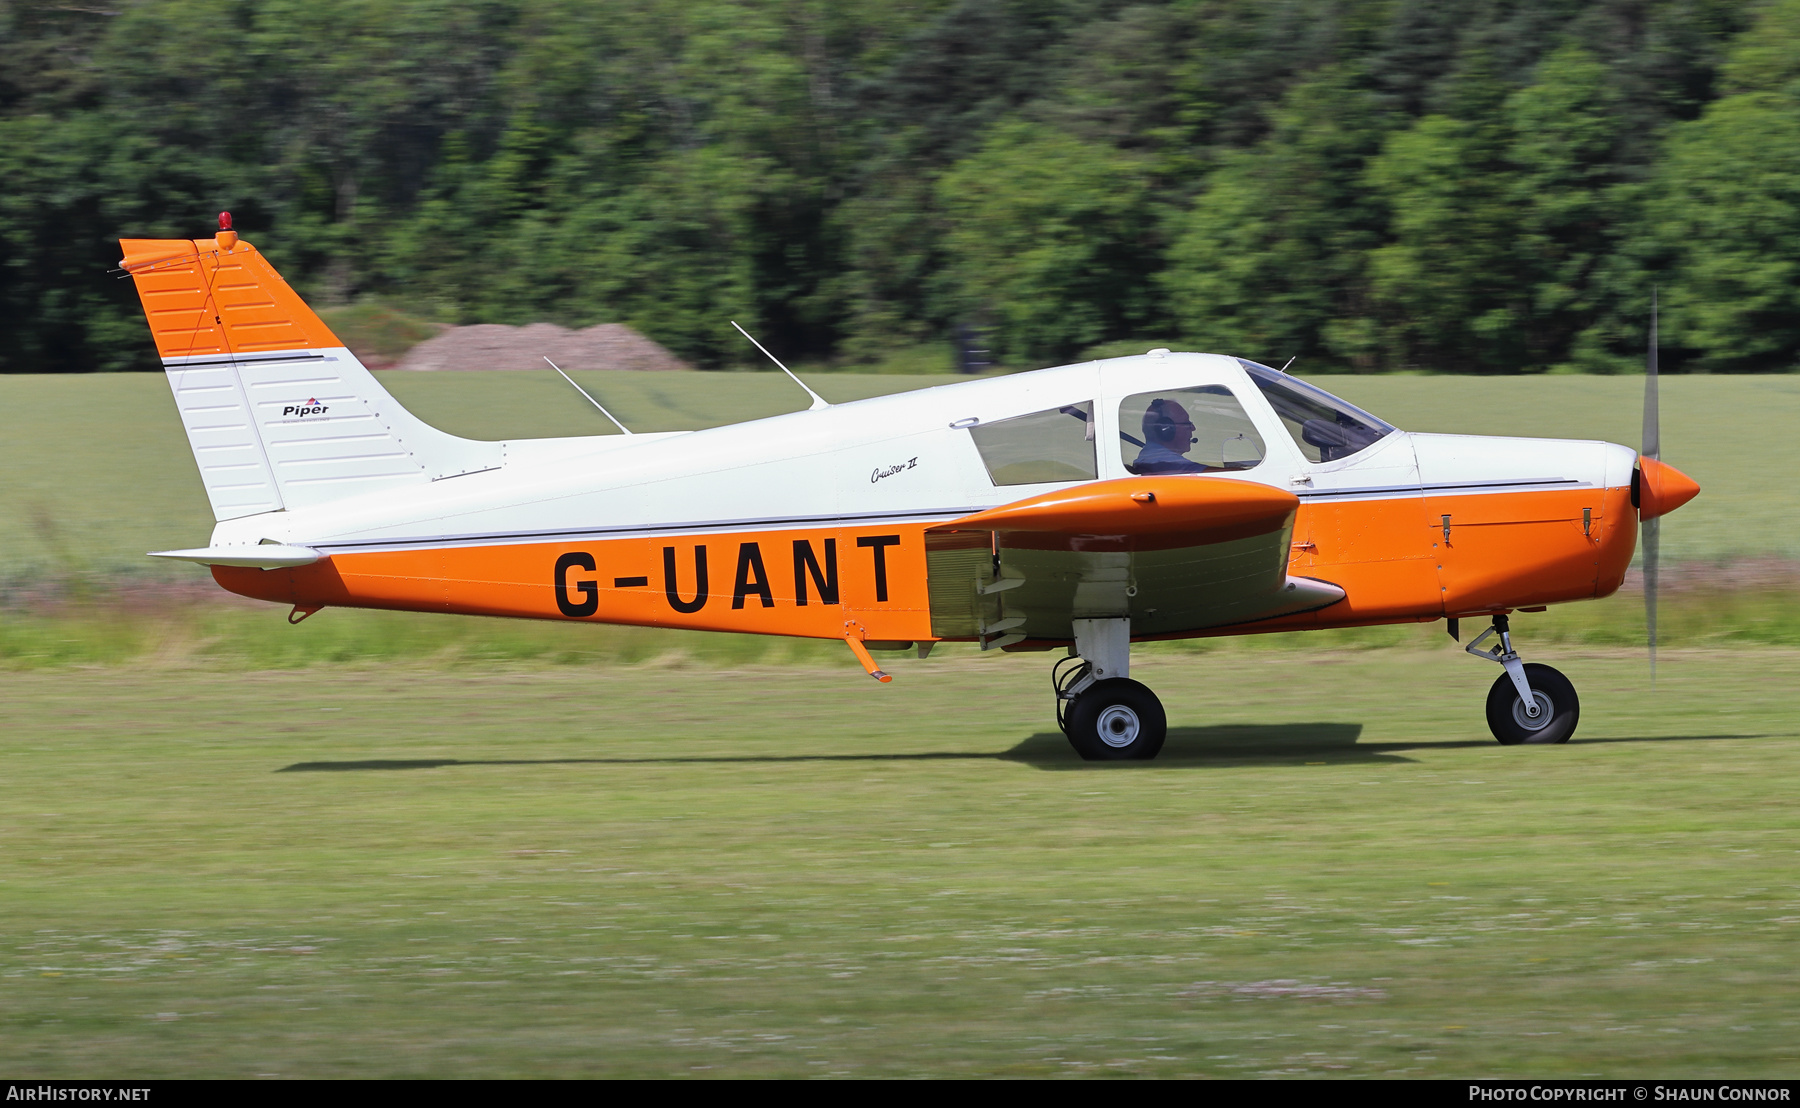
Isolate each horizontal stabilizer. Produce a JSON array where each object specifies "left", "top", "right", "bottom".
[{"left": 148, "top": 545, "right": 321, "bottom": 569}]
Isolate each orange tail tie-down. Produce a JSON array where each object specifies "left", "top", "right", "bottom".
[{"left": 843, "top": 622, "right": 893, "bottom": 683}]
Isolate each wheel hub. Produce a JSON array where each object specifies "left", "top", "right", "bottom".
[
  {"left": 1511, "top": 690, "right": 1555, "bottom": 732},
  {"left": 1096, "top": 704, "right": 1141, "bottom": 748}
]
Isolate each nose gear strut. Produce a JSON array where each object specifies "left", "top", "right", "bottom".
[{"left": 1466, "top": 614, "right": 1538, "bottom": 718}]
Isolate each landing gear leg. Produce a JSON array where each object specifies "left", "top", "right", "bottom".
[
  {"left": 1055, "top": 619, "right": 1166, "bottom": 761},
  {"left": 1467, "top": 614, "right": 1580, "bottom": 745}
]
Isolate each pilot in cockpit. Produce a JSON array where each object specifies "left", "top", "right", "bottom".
[{"left": 1131, "top": 398, "right": 1207, "bottom": 474}]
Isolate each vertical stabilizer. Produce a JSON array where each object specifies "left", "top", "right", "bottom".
[{"left": 120, "top": 228, "right": 500, "bottom": 522}]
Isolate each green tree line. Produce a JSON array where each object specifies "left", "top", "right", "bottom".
[{"left": 3, "top": 0, "right": 1797, "bottom": 373}]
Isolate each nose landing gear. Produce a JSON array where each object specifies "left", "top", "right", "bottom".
[{"left": 1466, "top": 614, "right": 1580, "bottom": 745}]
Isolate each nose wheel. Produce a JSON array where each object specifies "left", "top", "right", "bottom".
[
  {"left": 1464, "top": 614, "right": 1580, "bottom": 745},
  {"left": 1484, "top": 663, "right": 1579, "bottom": 744}
]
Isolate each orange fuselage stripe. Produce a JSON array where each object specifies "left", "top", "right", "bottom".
[
  {"left": 213, "top": 485, "right": 1638, "bottom": 641},
  {"left": 218, "top": 526, "right": 935, "bottom": 641}
]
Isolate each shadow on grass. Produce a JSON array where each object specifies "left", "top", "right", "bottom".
[
  {"left": 1004, "top": 723, "right": 1399, "bottom": 769},
  {"left": 279, "top": 752, "right": 1000, "bottom": 772},
  {"left": 278, "top": 725, "right": 1776, "bottom": 774},
  {"left": 1004, "top": 727, "right": 1775, "bottom": 769},
  {"left": 275, "top": 722, "right": 1361, "bottom": 772}
]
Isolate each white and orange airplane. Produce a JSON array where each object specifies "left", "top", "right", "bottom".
[{"left": 120, "top": 216, "right": 1699, "bottom": 759}]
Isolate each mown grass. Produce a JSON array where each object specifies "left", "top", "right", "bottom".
[
  {"left": 1, "top": 371, "right": 1794, "bottom": 582},
  {"left": 0, "top": 599, "right": 850, "bottom": 671},
  {"left": 0, "top": 369, "right": 1791, "bottom": 668},
  {"left": 2, "top": 648, "right": 1797, "bottom": 1077},
  {"left": 3, "top": 370, "right": 1796, "bottom": 1077},
  {"left": 0, "top": 370, "right": 966, "bottom": 583},
  {"left": 3, "top": 586, "right": 1799, "bottom": 671}
]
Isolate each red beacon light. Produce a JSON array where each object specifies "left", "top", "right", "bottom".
[
  {"left": 214, "top": 210, "right": 238, "bottom": 251},
  {"left": 218, "top": 211, "right": 233, "bottom": 231}
]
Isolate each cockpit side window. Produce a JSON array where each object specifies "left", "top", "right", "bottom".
[
  {"left": 1118, "top": 386, "right": 1266, "bottom": 475},
  {"left": 968, "top": 401, "right": 1098, "bottom": 485},
  {"left": 1239, "top": 359, "right": 1397, "bottom": 463}
]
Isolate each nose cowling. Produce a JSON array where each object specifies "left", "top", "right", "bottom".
[{"left": 1636, "top": 457, "right": 1700, "bottom": 521}]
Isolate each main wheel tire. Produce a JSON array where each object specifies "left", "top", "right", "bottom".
[
  {"left": 1485, "top": 663, "right": 1579, "bottom": 745},
  {"left": 1065, "top": 678, "right": 1167, "bottom": 761}
]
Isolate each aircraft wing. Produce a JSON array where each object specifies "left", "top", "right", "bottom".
[{"left": 924, "top": 476, "right": 1344, "bottom": 646}]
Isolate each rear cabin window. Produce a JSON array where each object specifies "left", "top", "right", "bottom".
[
  {"left": 1119, "top": 386, "right": 1266, "bottom": 474},
  {"left": 969, "top": 401, "right": 1098, "bottom": 485}
]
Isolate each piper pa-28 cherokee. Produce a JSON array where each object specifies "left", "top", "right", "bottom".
[{"left": 121, "top": 215, "right": 1700, "bottom": 760}]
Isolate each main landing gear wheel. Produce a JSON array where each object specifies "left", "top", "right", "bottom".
[
  {"left": 1065, "top": 678, "right": 1167, "bottom": 761},
  {"left": 1485, "top": 663, "right": 1579, "bottom": 745}
]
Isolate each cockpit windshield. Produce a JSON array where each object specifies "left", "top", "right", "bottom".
[{"left": 1238, "top": 359, "right": 1397, "bottom": 463}]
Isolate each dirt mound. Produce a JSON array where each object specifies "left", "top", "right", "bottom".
[{"left": 395, "top": 322, "right": 689, "bottom": 372}]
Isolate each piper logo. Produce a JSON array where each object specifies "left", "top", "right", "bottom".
[{"left": 283, "top": 398, "right": 329, "bottom": 417}]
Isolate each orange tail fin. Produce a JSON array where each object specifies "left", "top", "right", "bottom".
[
  {"left": 119, "top": 232, "right": 342, "bottom": 359},
  {"left": 120, "top": 222, "right": 499, "bottom": 523}
]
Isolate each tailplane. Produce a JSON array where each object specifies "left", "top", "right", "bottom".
[{"left": 120, "top": 217, "right": 499, "bottom": 522}]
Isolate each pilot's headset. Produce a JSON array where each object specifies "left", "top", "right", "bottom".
[{"left": 1143, "top": 398, "right": 1191, "bottom": 447}]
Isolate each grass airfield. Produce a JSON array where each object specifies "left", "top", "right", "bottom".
[
  {"left": 4, "top": 647, "right": 1798, "bottom": 1077},
  {"left": 1, "top": 367, "right": 1798, "bottom": 1076}
]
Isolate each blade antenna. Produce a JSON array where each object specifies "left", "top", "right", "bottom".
[
  {"left": 1643, "top": 288, "right": 1659, "bottom": 685},
  {"left": 731, "top": 321, "right": 828, "bottom": 411},
  {"left": 544, "top": 357, "right": 632, "bottom": 435}
]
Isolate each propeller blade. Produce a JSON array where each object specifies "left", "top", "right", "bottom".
[
  {"left": 1644, "top": 516, "right": 1659, "bottom": 683},
  {"left": 1643, "top": 289, "right": 1660, "bottom": 464},
  {"left": 1644, "top": 288, "right": 1659, "bottom": 683}
]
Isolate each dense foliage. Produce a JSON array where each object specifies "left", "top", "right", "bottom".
[{"left": 2, "top": 0, "right": 1795, "bottom": 373}]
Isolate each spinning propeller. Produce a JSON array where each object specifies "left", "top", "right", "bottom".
[
  {"left": 1644, "top": 292, "right": 1660, "bottom": 680},
  {"left": 1637, "top": 290, "right": 1702, "bottom": 683}
]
